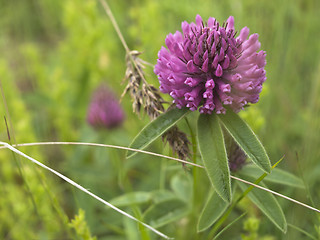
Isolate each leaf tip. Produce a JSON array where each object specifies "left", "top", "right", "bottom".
[
  {"left": 265, "top": 166, "right": 272, "bottom": 174},
  {"left": 217, "top": 189, "right": 232, "bottom": 204},
  {"left": 256, "top": 157, "right": 272, "bottom": 174}
]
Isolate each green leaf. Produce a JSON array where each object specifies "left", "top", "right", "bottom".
[
  {"left": 288, "top": 223, "right": 318, "bottom": 240},
  {"left": 127, "top": 108, "right": 189, "bottom": 158},
  {"left": 218, "top": 110, "right": 271, "bottom": 173},
  {"left": 170, "top": 172, "right": 192, "bottom": 202},
  {"left": 197, "top": 113, "right": 231, "bottom": 203},
  {"left": 123, "top": 213, "right": 140, "bottom": 240},
  {"left": 109, "top": 192, "right": 152, "bottom": 207},
  {"left": 150, "top": 190, "right": 176, "bottom": 203},
  {"left": 197, "top": 189, "right": 229, "bottom": 232},
  {"left": 238, "top": 164, "right": 304, "bottom": 188},
  {"left": 213, "top": 212, "right": 247, "bottom": 240},
  {"left": 237, "top": 177, "right": 287, "bottom": 233},
  {"left": 143, "top": 198, "right": 190, "bottom": 228}
]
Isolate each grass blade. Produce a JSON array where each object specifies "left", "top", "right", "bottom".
[{"left": 288, "top": 223, "right": 318, "bottom": 240}]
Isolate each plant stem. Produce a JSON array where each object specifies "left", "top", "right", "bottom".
[
  {"left": 185, "top": 118, "right": 198, "bottom": 207},
  {"left": 0, "top": 79, "right": 39, "bottom": 216},
  {"left": 184, "top": 117, "right": 202, "bottom": 239},
  {"left": 288, "top": 223, "right": 317, "bottom": 240},
  {"left": 160, "top": 155, "right": 167, "bottom": 190},
  {"left": 99, "top": 0, "right": 149, "bottom": 85},
  {"left": 213, "top": 212, "right": 247, "bottom": 240}
]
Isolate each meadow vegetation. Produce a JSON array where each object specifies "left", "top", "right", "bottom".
[{"left": 0, "top": 0, "right": 319, "bottom": 239}]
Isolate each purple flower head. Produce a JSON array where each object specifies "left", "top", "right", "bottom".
[
  {"left": 87, "top": 84, "right": 125, "bottom": 129},
  {"left": 154, "top": 15, "right": 266, "bottom": 114}
]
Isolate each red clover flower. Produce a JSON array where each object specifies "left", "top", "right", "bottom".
[
  {"left": 87, "top": 84, "right": 125, "bottom": 129},
  {"left": 154, "top": 15, "right": 266, "bottom": 114}
]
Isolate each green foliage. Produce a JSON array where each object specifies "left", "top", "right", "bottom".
[
  {"left": 127, "top": 108, "right": 189, "bottom": 158},
  {"left": 110, "top": 192, "right": 152, "bottom": 207},
  {"left": 237, "top": 179, "right": 287, "bottom": 233},
  {"left": 197, "top": 113, "right": 231, "bottom": 203},
  {"left": 241, "top": 217, "right": 275, "bottom": 240},
  {"left": 241, "top": 217, "right": 260, "bottom": 240},
  {"left": 1, "top": 0, "right": 320, "bottom": 239},
  {"left": 69, "top": 209, "right": 97, "bottom": 240},
  {"left": 143, "top": 198, "right": 190, "bottom": 228},
  {"left": 0, "top": 59, "right": 71, "bottom": 239},
  {"left": 239, "top": 164, "right": 304, "bottom": 188},
  {"left": 218, "top": 110, "right": 271, "bottom": 173},
  {"left": 197, "top": 189, "right": 229, "bottom": 232},
  {"left": 170, "top": 171, "right": 192, "bottom": 201}
]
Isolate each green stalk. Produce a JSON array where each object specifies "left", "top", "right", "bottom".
[
  {"left": 120, "top": 156, "right": 151, "bottom": 240},
  {"left": 184, "top": 117, "right": 203, "bottom": 239},
  {"left": 213, "top": 212, "right": 247, "bottom": 240},
  {"left": 185, "top": 118, "right": 198, "bottom": 208},
  {"left": 288, "top": 223, "right": 317, "bottom": 240},
  {"left": 99, "top": 0, "right": 148, "bottom": 85},
  {"left": 0, "top": 80, "right": 39, "bottom": 216},
  {"left": 159, "top": 155, "right": 167, "bottom": 190}
]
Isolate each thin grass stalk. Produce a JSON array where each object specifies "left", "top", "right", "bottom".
[
  {"left": 212, "top": 212, "right": 247, "bottom": 240},
  {"left": 0, "top": 80, "right": 40, "bottom": 216},
  {"left": 1, "top": 141, "right": 319, "bottom": 214},
  {"left": 99, "top": 0, "right": 148, "bottom": 86},
  {"left": 287, "top": 223, "right": 318, "bottom": 240},
  {"left": 0, "top": 141, "right": 172, "bottom": 240}
]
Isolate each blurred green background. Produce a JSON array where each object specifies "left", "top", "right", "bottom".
[{"left": 0, "top": 0, "right": 319, "bottom": 239}]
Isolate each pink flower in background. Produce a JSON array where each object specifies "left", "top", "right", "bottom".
[
  {"left": 154, "top": 15, "right": 266, "bottom": 114},
  {"left": 87, "top": 84, "right": 125, "bottom": 129},
  {"left": 228, "top": 142, "right": 247, "bottom": 172}
]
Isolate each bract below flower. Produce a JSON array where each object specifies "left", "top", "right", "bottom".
[{"left": 154, "top": 15, "right": 266, "bottom": 114}]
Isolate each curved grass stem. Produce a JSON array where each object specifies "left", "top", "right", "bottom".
[
  {"left": 1, "top": 141, "right": 319, "bottom": 215},
  {"left": 99, "top": 0, "right": 149, "bottom": 85},
  {"left": 0, "top": 141, "right": 172, "bottom": 240}
]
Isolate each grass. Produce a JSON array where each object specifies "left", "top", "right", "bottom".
[{"left": 0, "top": 0, "right": 320, "bottom": 239}]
